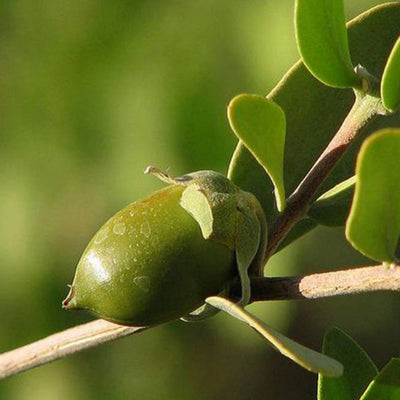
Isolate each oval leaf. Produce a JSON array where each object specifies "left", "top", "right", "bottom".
[
  {"left": 228, "top": 94, "right": 286, "bottom": 212},
  {"left": 229, "top": 4, "right": 400, "bottom": 250},
  {"left": 318, "top": 327, "right": 378, "bottom": 400},
  {"left": 360, "top": 359, "right": 400, "bottom": 400},
  {"left": 381, "top": 37, "right": 400, "bottom": 112},
  {"left": 235, "top": 207, "right": 261, "bottom": 305},
  {"left": 346, "top": 129, "right": 400, "bottom": 262},
  {"left": 180, "top": 186, "right": 214, "bottom": 239},
  {"left": 295, "top": 0, "right": 359, "bottom": 88},
  {"left": 206, "top": 296, "right": 343, "bottom": 377}
]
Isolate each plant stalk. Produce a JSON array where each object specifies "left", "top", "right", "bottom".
[{"left": 0, "top": 320, "right": 146, "bottom": 381}]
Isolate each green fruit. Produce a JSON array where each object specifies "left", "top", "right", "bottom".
[{"left": 63, "top": 169, "right": 267, "bottom": 326}]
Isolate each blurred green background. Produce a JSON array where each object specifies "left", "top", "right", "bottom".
[{"left": 1, "top": 1, "right": 399, "bottom": 399}]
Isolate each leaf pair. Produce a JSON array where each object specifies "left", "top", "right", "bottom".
[
  {"left": 319, "top": 327, "right": 400, "bottom": 400},
  {"left": 295, "top": 0, "right": 400, "bottom": 111}
]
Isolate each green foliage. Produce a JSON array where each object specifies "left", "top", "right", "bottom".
[
  {"left": 206, "top": 297, "right": 343, "bottom": 377},
  {"left": 228, "top": 3, "right": 400, "bottom": 247},
  {"left": 318, "top": 330, "right": 400, "bottom": 399},
  {"left": 228, "top": 94, "right": 286, "bottom": 211},
  {"left": 308, "top": 176, "right": 355, "bottom": 226},
  {"left": 360, "top": 359, "right": 400, "bottom": 400},
  {"left": 180, "top": 186, "right": 215, "bottom": 239},
  {"left": 318, "top": 327, "right": 378, "bottom": 400},
  {"left": 233, "top": 204, "right": 262, "bottom": 306},
  {"left": 381, "top": 37, "right": 400, "bottom": 112},
  {"left": 295, "top": 0, "right": 359, "bottom": 88},
  {"left": 346, "top": 129, "right": 400, "bottom": 262}
]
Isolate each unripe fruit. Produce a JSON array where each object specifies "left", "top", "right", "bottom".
[{"left": 63, "top": 169, "right": 267, "bottom": 326}]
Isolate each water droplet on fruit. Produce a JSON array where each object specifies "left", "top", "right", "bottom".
[
  {"left": 94, "top": 229, "right": 108, "bottom": 244},
  {"left": 140, "top": 221, "right": 151, "bottom": 238},
  {"left": 133, "top": 276, "right": 151, "bottom": 292},
  {"left": 113, "top": 223, "right": 126, "bottom": 236}
]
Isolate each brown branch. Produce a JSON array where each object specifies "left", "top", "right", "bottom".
[
  {"left": 0, "top": 320, "right": 146, "bottom": 381},
  {"left": 1, "top": 264, "right": 399, "bottom": 381},
  {"left": 247, "top": 264, "right": 400, "bottom": 301}
]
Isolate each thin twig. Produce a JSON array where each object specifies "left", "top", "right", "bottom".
[
  {"left": 0, "top": 320, "right": 146, "bottom": 381},
  {"left": 1, "top": 264, "right": 399, "bottom": 381},
  {"left": 246, "top": 264, "right": 400, "bottom": 301}
]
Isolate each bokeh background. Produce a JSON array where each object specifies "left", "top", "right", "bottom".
[{"left": 1, "top": 1, "right": 399, "bottom": 399}]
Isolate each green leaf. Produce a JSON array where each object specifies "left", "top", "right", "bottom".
[
  {"left": 295, "top": 0, "right": 359, "bottom": 88},
  {"left": 308, "top": 176, "right": 355, "bottom": 226},
  {"left": 206, "top": 296, "right": 343, "bottom": 377},
  {"left": 234, "top": 207, "right": 261, "bottom": 305},
  {"left": 180, "top": 186, "right": 214, "bottom": 239},
  {"left": 346, "top": 129, "right": 400, "bottom": 262},
  {"left": 360, "top": 359, "right": 400, "bottom": 400},
  {"left": 228, "top": 94, "right": 286, "bottom": 212},
  {"left": 318, "top": 327, "right": 378, "bottom": 400},
  {"left": 228, "top": 3, "right": 400, "bottom": 250},
  {"left": 381, "top": 37, "right": 400, "bottom": 112}
]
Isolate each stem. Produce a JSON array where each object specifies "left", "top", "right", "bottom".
[
  {"left": 0, "top": 320, "right": 146, "bottom": 381},
  {"left": 1, "top": 264, "right": 399, "bottom": 381},
  {"left": 265, "top": 91, "right": 383, "bottom": 259},
  {"left": 247, "top": 264, "right": 400, "bottom": 301}
]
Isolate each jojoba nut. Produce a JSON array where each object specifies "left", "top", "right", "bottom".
[{"left": 63, "top": 169, "right": 267, "bottom": 326}]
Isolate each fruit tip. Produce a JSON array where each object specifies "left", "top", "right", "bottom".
[
  {"left": 62, "top": 284, "right": 75, "bottom": 309},
  {"left": 144, "top": 166, "right": 157, "bottom": 174}
]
